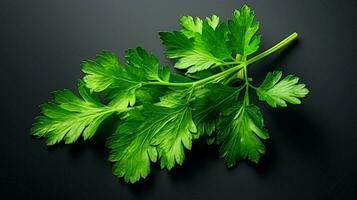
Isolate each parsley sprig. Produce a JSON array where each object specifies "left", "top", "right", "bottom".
[{"left": 32, "top": 5, "right": 309, "bottom": 183}]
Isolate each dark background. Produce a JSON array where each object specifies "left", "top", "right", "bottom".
[{"left": 1, "top": 0, "right": 356, "bottom": 199}]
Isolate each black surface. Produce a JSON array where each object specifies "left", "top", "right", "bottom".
[{"left": 1, "top": 0, "right": 356, "bottom": 199}]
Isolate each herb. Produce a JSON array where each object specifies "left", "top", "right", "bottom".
[{"left": 32, "top": 5, "right": 309, "bottom": 183}]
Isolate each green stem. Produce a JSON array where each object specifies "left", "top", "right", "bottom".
[
  {"left": 144, "top": 81, "right": 192, "bottom": 87},
  {"left": 144, "top": 63, "right": 245, "bottom": 87},
  {"left": 247, "top": 32, "right": 298, "bottom": 65},
  {"left": 193, "top": 64, "right": 245, "bottom": 86},
  {"left": 248, "top": 83, "right": 258, "bottom": 90},
  {"left": 223, "top": 72, "right": 245, "bottom": 84},
  {"left": 214, "top": 61, "right": 243, "bottom": 67},
  {"left": 242, "top": 57, "right": 250, "bottom": 105}
]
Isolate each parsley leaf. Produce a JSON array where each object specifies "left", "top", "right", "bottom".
[
  {"left": 192, "top": 84, "right": 243, "bottom": 139},
  {"left": 160, "top": 15, "right": 231, "bottom": 73},
  {"left": 81, "top": 48, "right": 170, "bottom": 109},
  {"left": 151, "top": 103, "right": 196, "bottom": 169},
  {"left": 106, "top": 111, "right": 157, "bottom": 183},
  {"left": 107, "top": 100, "right": 196, "bottom": 183},
  {"left": 228, "top": 4, "right": 261, "bottom": 57},
  {"left": 32, "top": 81, "right": 114, "bottom": 145},
  {"left": 217, "top": 103, "right": 269, "bottom": 167},
  {"left": 256, "top": 71, "right": 310, "bottom": 107},
  {"left": 81, "top": 50, "right": 140, "bottom": 108},
  {"left": 81, "top": 50, "right": 124, "bottom": 92}
]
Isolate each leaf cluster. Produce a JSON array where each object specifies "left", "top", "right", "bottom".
[{"left": 32, "top": 5, "right": 309, "bottom": 183}]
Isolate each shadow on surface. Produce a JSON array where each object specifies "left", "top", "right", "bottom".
[
  {"left": 168, "top": 140, "right": 220, "bottom": 182},
  {"left": 270, "top": 107, "right": 324, "bottom": 156},
  {"left": 117, "top": 165, "right": 158, "bottom": 195},
  {"left": 247, "top": 140, "right": 276, "bottom": 177}
]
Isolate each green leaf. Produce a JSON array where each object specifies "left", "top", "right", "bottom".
[
  {"left": 192, "top": 84, "right": 243, "bottom": 139},
  {"left": 32, "top": 81, "right": 114, "bottom": 145},
  {"left": 81, "top": 49, "right": 170, "bottom": 109},
  {"left": 256, "top": 71, "right": 310, "bottom": 107},
  {"left": 107, "top": 96, "right": 196, "bottom": 183},
  {"left": 206, "top": 15, "right": 220, "bottom": 29},
  {"left": 106, "top": 118, "right": 157, "bottom": 183},
  {"left": 228, "top": 4, "right": 261, "bottom": 57},
  {"left": 134, "top": 85, "right": 168, "bottom": 104},
  {"left": 199, "top": 21, "right": 231, "bottom": 62},
  {"left": 160, "top": 16, "right": 231, "bottom": 73},
  {"left": 150, "top": 104, "right": 196, "bottom": 169},
  {"left": 81, "top": 50, "right": 124, "bottom": 92},
  {"left": 180, "top": 15, "right": 203, "bottom": 38},
  {"left": 180, "top": 15, "right": 219, "bottom": 38},
  {"left": 159, "top": 65, "right": 171, "bottom": 82},
  {"left": 125, "top": 47, "right": 160, "bottom": 81},
  {"left": 217, "top": 103, "right": 269, "bottom": 167},
  {"left": 81, "top": 50, "right": 141, "bottom": 108}
]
